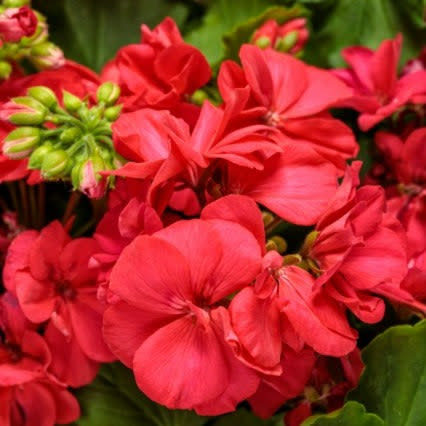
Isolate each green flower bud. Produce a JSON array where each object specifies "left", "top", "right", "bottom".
[
  {"left": 85, "top": 106, "right": 104, "bottom": 130},
  {"left": 275, "top": 31, "right": 298, "bottom": 52},
  {"left": 3, "top": 96, "right": 47, "bottom": 126},
  {"left": 27, "top": 86, "right": 58, "bottom": 109},
  {"left": 191, "top": 90, "right": 208, "bottom": 106},
  {"left": 41, "top": 149, "right": 70, "bottom": 178},
  {"left": 3, "top": 127, "right": 40, "bottom": 159},
  {"left": 28, "top": 142, "right": 54, "bottom": 169},
  {"left": 96, "top": 82, "right": 121, "bottom": 106},
  {"left": 62, "top": 91, "right": 82, "bottom": 113},
  {"left": 30, "top": 42, "right": 65, "bottom": 69},
  {"left": 254, "top": 36, "right": 271, "bottom": 49},
  {"left": 60, "top": 127, "right": 82, "bottom": 144},
  {"left": 0, "top": 61, "right": 12, "bottom": 80},
  {"left": 104, "top": 104, "right": 122, "bottom": 122}
]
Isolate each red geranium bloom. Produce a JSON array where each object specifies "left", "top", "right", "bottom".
[
  {"left": 229, "top": 251, "right": 358, "bottom": 379},
  {"left": 101, "top": 17, "right": 211, "bottom": 123},
  {"left": 91, "top": 178, "right": 162, "bottom": 302},
  {"left": 111, "top": 101, "right": 281, "bottom": 211},
  {"left": 307, "top": 162, "right": 425, "bottom": 322},
  {"left": 333, "top": 34, "right": 426, "bottom": 130},
  {"left": 0, "top": 293, "right": 80, "bottom": 426},
  {"left": 213, "top": 145, "right": 339, "bottom": 226},
  {"left": 218, "top": 45, "right": 357, "bottom": 171},
  {"left": 374, "top": 128, "right": 426, "bottom": 305},
  {"left": 103, "top": 195, "right": 263, "bottom": 414},
  {"left": 112, "top": 105, "right": 338, "bottom": 225},
  {"left": 3, "top": 221, "right": 114, "bottom": 387}
]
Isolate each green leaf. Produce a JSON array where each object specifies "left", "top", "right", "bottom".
[
  {"left": 185, "top": 0, "right": 276, "bottom": 66},
  {"left": 349, "top": 320, "right": 426, "bottom": 426},
  {"left": 304, "top": 0, "right": 426, "bottom": 68},
  {"left": 301, "top": 401, "right": 384, "bottom": 426},
  {"left": 35, "top": 0, "right": 188, "bottom": 72},
  {"left": 214, "top": 408, "right": 282, "bottom": 426},
  {"left": 75, "top": 362, "right": 208, "bottom": 426},
  {"left": 223, "top": 5, "right": 308, "bottom": 62}
]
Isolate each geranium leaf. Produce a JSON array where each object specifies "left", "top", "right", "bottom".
[
  {"left": 75, "top": 362, "right": 209, "bottom": 426},
  {"left": 301, "top": 401, "right": 384, "bottom": 425},
  {"left": 34, "top": 0, "right": 188, "bottom": 72},
  {"left": 349, "top": 320, "right": 426, "bottom": 426}
]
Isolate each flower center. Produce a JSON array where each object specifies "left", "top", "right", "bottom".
[
  {"left": 264, "top": 111, "right": 281, "bottom": 127},
  {"left": 55, "top": 281, "right": 76, "bottom": 300}
]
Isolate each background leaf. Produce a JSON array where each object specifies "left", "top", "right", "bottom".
[
  {"left": 301, "top": 401, "right": 384, "bottom": 426},
  {"left": 349, "top": 320, "right": 426, "bottom": 426},
  {"left": 214, "top": 408, "right": 282, "bottom": 426},
  {"left": 34, "top": 0, "right": 188, "bottom": 72},
  {"left": 185, "top": 0, "right": 276, "bottom": 66},
  {"left": 75, "top": 363, "right": 209, "bottom": 426},
  {"left": 303, "top": 0, "right": 426, "bottom": 67}
]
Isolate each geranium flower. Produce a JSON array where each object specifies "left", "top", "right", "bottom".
[
  {"left": 0, "top": 293, "right": 79, "bottom": 426},
  {"left": 333, "top": 34, "right": 426, "bottom": 130},
  {"left": 3, "top": 221, "right": 114, "bottom": 387},
  {"left": 91, "top": 178, "right": 162, "bottom": 302},
  {"left": 103, "top": 195, "right": 264, "bottom": 414},
  {"left": 307, "top": 162, "right": 425, "bottom": 322},
  {"left": 101, "top": 17, "right": 211, "bottom": 123},
  {"left": 218, "top": 45, "right": 357, "bottom": 171}
]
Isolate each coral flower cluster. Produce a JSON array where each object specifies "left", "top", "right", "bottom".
[{"left": 0, "top": 9, "right": 425, "bottom": 426}]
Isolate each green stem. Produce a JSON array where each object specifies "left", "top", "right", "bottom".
[{"left": 42, "top": 128, "right": 62, "bottom": 139}]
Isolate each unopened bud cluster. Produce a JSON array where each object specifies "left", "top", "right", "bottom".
[
  {"left": 1, "top": 82, "right": 123, "bottom": 198},
  {"left": 251, "top": 18, "right": 309, "bottom": 55},
  {"left": 0, "top": 0, "right": 64, "bottom": 79}
]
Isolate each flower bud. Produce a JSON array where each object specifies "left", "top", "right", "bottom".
[
  {"left": 251, "top": 20, "right": 278, "bottom": 48},
  {"left": 275, "top": 18, "right": 309, "bottom": 55},
  {"left": 28, "top": 141, "right": 54, "bottom": 169},
  {"left": 59, "top": 126, "right": 82, "bottom": 144},
  {"left": 62, "top": 91, "right": 82, "bottom": 112},
  {"left": 30, "top": 42, "right": 65, "bottom": 69},
  {"left": 0, "top": 60, "right": 12, "bottom": 79},
  {"left": 0, "top": 96, "right": 46, "bottom": 125},
  {"left": 190, "top": 90, "right": 208, "bottom": 106},
  {"left": 41, "top": 149, "right": 70, "bottom": 178},
  {"left": 0, "top": 6, "right": 37, "bottom": 43},
  {"left": 251, "top": 18, "right": 309, "bottom": 55},
  {"left": 27, "top": 86, "right": 57, "bottom": 109},
  {"left": 104, "top": 104, "right": 122, "bottom": 122},
  {"left": 96, "top": 82, "right": 121, "bottom": 106},
  {"left": 275, "top": 31, "right": 298, "bottom": 53},
  {"left": 78, "top": 155, "right": 107, "bottom": 199},
  {"left": 3, "top": 126, "right": 40, "bottom": 159}
]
